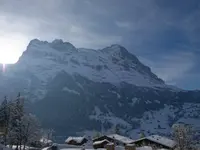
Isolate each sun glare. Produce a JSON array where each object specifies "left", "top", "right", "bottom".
[{"left": 0, "top": 35, "right": 28, "bottom": 64}]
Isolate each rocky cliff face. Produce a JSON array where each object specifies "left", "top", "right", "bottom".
[{"left": 1, "top": 39, "right": 200, "bottom": 139}]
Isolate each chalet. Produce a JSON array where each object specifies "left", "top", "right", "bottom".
[
  {"left": 93, "top": 139, "right": 111, "bottom": 149},
  {"left": 65, "top": 136, "right": 88, "bottom": 146},
  {"left": 132, "top": 135, "right": 176, "bottom": 150},
  {"left": 40, "top": 138, "right": 53, "bottom": 147},
  {"left": 93, "top": 134, "right": 134, "bottom": 147}
]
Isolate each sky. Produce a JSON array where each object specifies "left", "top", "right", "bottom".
[{"left": 0, "top": 0, "right": 200, "bottom": 90}]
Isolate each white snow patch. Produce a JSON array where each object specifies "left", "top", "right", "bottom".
[
  {"left": 40, "top": 138, "right": 53, "bottom": 144},
  {"left": 62, "top": 87, "right": 80, "bottom": 95},
  {"left": 136, "top": 146, "right": 153, "bottom": 150},
  {"left": 108, "top": 89, "right": 121, "bottom": 99},
  {"left": 90, "top": 107, "right": 131, "bottom": 128},
  {"left": 129, "top": 98, "right": 139, "bottom": 106},
  {"left": 145, "top": 100, "right": 152, "bottom": 104},
  {"left": 118, "top": 102, "right": 123, "bottom": 107},
  {"left": 129, "top": 105, "right": 178, "bottom": 137},
  {"left": 154, "top": 100, "right": 160, "bottom": 104},
  {"left": 65, "top": 137, "right": 86, "bottom": 144},
  {"left": 93, "top": 106, "right": 102, "bottom": 116}
]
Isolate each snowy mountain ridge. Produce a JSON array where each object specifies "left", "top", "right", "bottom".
[{"left": 14, "top": 39, "right": 165, "bottom": 87}]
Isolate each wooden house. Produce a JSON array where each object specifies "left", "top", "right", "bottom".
[
  {"left": 65, "top": 136, "right": 88, "bottom": 146},
  {"left": 93, "top": 134, "right": 134, "bottom": 147},
  {"left": 132, "top": 135, "right": 176, "bottom": 150},
  {"left": 93, "top": 139, "right": 111, "bottom": 149}
]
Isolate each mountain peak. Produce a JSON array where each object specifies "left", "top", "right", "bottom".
[
  {"left": 52, "top": 39, "right": 64, "bottom": 44},
  {"left": 101, "top": 44, "right": 139, "bottom": 62},
  {"left": 29, "top": 38, "right": 48, "bottom": 45},
  {"left": 101, "top": 44, "right": 126, "bottom": 52},
  {"left": 50, "top": 39, "right": 76, "bottom": 52},
  {"left": 110, "top": 44, "right": 124, "bottom": 48},
  {"left": 30, "top": 38, "right": 40, "bottom": 43}
]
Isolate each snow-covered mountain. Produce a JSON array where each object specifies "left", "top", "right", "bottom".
[
  {"left": 1, "top": 39, "right": 200, "bottom": 140},
  {"left": 16, "top": 39, "right": 165, "bottom": 86}
]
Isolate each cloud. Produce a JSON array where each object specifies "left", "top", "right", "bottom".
[
  {"left": 140, "top": 52, "right": 196, "bottom": 85},
  {"left": 115, "top": 21, "right": 132, "bottom": 29},
  {"left": 0, "top": 0, "right": 123, "bottom": 49},
  {"left": 0, "top": 0, "right": 200, "bottom": 88}
]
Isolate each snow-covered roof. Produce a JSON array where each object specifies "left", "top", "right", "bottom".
[
  {"left": 93, "top": 139, "right": 110, "bottom": 145},
  {"left": 65, "top": 137, "right": 86, "bottom": 144},
  {"left": 146, "top": 135, "right": 176, "bottom": 148},
  {"left": 40, "top": 138, "right": 53, "bottom": 144},
  {"left": 107, "top": 134, "right": 134, "bottom": 144},
  {"left": 134, "top": 135, "right": 176, "bottom": 148}
]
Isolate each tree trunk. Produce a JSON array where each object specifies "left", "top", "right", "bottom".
[
  {"left": 4, "top": 134, "right": 6, "bottom": 146},
  {"left": 23, "top": 143, "right": 26, "bottom": 150},
  {"left": 16, "top": 144, "right": 19, "bottom": 150},
  {"left": 19, "top": 142, "right": 22, "bottom": 150}
]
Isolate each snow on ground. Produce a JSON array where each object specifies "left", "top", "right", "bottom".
[
  {"left": 65, "top": 137, "right": 85, "bottom": 143},
  {"left": 136, "top": 146, "right": 153, "bottom": 150},
  {"left": 118, "top": 102, "right": 123, "bottom": 107},
  {"left": 181, "top": 103, "right": 200, "bottom": 117},
  {"left": 139, "top": 105, "right": 177, "bottom": 135},
  {"left": 108, "top": 89, "right": 121, "bottom": 99},
  {"left": 62, "top": 87, "right": 80, "bottom": 95},
  {"left": 42, "top": 144, "right": 154, "bottom": 150},
  {"left": 128, "top": 102, "right": 200, "bottom": 139},
  {"left": 7, "top": 145, "right": 39, "bottom": 150},
  {"left": 52, "top": 146, "right": 154, "bottom": 150},
  {"left": 90, "top": 106, "right": 131, "bottom": 128},
  {"left": 59, "top": 148, "right": 106, "bottom": 150},
  {"left": 154, "top": 100, "right": 160, "bottom": 104},
  {"left": 129, "top": 97, "right": 139, "bottom": 106},
  {"left": 88, "top": 102, "right": 200, "bottom": 139},
  {"left": 128, "top": 105, "right": 179, "bottom": 138},
  {"left": 175, "top": 103, "right": 200, "bottom": 130},
  {"left": 42, "top": 147, "right": 50, "bottom": 150},
  {"left": 145, "top": 100, "right": 152, "bottom": 104}
]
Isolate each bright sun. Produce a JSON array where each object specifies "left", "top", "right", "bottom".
[{"left": 0, "top": 35, "right": 28, "bottom": 64}]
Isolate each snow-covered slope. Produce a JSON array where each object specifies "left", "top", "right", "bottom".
[{"left": 12, "top": 39, "right": 165, "bottom": 86}]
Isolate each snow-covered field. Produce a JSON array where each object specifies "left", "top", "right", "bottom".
[{"left": 88, "top": 103, "right": 200, "bottom": 139}]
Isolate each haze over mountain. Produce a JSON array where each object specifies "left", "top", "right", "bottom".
[{"left": 0, "top": 39, "right": 200, "bottom": 140}]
